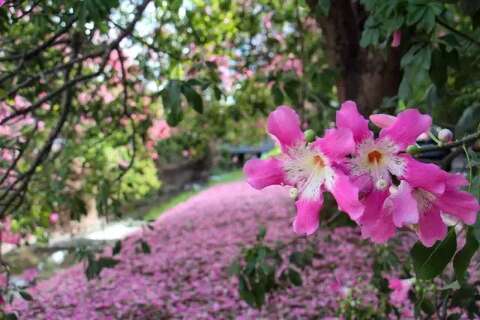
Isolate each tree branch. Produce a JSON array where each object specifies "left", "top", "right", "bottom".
[{"left": 416, "top": 130, "right": 480, "bottom": 153}]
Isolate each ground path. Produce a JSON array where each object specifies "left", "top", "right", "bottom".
[{"left": 11, "top": 181, "right": 376, "bottom": 319}]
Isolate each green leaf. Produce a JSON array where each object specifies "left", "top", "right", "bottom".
[
  {"left": 430, "top": 49, "right": 447, "bottom": 88},
  {"left": 407, "top": 6, "right": 427, "bottom": 26},
  {"left": 162, "top": 80, "right": 183, "bottom": 126},
  {"left": 447, "top": 313, "right": 462, "bottom": 320},
  {"left": 287, "top": 268, "right": 302, "bottom": 286},
  {"left": 19, "top": 290, "right": 33, "bottom": 301},
  {"left": 112, "top": 240, "right": 122, "bottom": 256},
  {"left": 239, "top": 275, "right": 257, "bottom": 308},
  {"left": 271, "top": 83, "right": 284, "bottom": 106},
  {"left": 453, "top": 227, "right": 479, "bottom": 283},
  {"left": 139, "top": 240, "right": 151, "bottom": 254},
  {"left": 4, "top": 313, "right": 18, "bottom": 320},
  {"left": 441, "top": 281, "right": 461, "bottom": 291},
  {"left": 227, "top": 260, "right": 241, "bottom": 276},
  {"left": 181, "top": 83, "right": 204, "bottom": 113},
  {"left": 257, "top": 225, "right": 266, "bottom": 241},
  {"left": 317, "top": 0, "right": 331, "bottom": 16},
  {"left": 455, "top": 104, "right": 480, "bottom": 138},
  {"left": 283, "top": 79, "right": 300, "bottom": 103},
  {"left": 410, "top": 230, "right": 457, "bottom": 280},
  {"left": 86, "top": 257, "right": 120, "bottom": 280},
  {"left": 97, "top": 257, "right": 120, "bottom": 269},
  {"left": 289, "top": 251, "right": 311, "bottom": 269},
  {"left": 460, "top": 0, "right": 480, "bottom": 15},
  {"left": 420, "top": 298, "right": 435, "bottom": 315},
  {"left": 85, "top": 259, "right": 100, "bottom": 280}
]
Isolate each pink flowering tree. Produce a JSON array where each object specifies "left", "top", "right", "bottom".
[{"left": 1, "top": 0, "right": 480, "bottom": 318}]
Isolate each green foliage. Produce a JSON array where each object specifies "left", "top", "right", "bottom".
[
  {"left": 74, "top": 245, "right": 121, "bottom": 281},
  {"left": 136, "top": 239, "right": 151, "bottom": 254},
  {"left": 112, "top": 240, "right": 122, "bottom": 256},
  {"left": 453, "top": 227, "right": 479, "bottom": 283},
  {"left": 229, "top": 226, "right": 316, "bottom": 309},
  {"left": 143, "top": 169, "right": 243, "bottom": 220},
  {"left": 410, "top": 230, "right": 457, "bottom": 280}
]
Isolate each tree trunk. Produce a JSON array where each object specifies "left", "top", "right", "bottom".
[{"left": 307, "top": 0, "right": 402, "bottom": 115}]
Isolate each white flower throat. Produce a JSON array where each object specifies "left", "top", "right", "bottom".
[
  {"left": 282, "top": 145, "right": 335, "bottom": 200},
  {"left": 350, "top": 138, "right": 405, "bottom": 190}
]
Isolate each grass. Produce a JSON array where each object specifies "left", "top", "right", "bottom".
[{"left": 143, "top": 169, "right": 244, "bottom": 221}]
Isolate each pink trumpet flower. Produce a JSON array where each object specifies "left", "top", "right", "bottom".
[
  {"left": 244, "top": 106, "right": 363, "bottom": 235},
  {"left": 391, "top": 30, "right": 402, "bottom": 48}
]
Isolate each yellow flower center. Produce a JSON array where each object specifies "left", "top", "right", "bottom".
[
  {"left": 367, "top": 150, "right": 382, "bottom": 164},
  {"left": 313, "top": 155, "right": 325, "bottom": 168}
]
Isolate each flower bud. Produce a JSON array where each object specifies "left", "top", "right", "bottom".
[
  {"left": 406, "top": 145, "right": 420, "bottom": 155},
  {"left": 375, "top": 179, "right": 388, "bottom": 190},
  {"left": 49, "top": 212, "right": 59, "bottom": 224},
  {"left": 304, "top": 129, "right": 315, "bottom": 143},
  {"left": 289, "top": 187, "right": 299, "bottom": 199},
  {"left": 416, "top": 132, "right": 429, "bottom": 142},
  {"left": 438, "top": 128, "right": 453, "bottom": 143}
]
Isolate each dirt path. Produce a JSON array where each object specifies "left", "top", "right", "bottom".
[{"left": 11, "top": 182, "right": 375, "bottom": 319}]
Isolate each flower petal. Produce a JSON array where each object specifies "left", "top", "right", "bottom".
[
  {"left": 436, "top": 188, "right": 479, "bottom": 225},
  {"left": 418, "top": 207, "right": 447, "bottom": 247},
  {"left": 329, "top": 170, "right": 364, "bottom": 221},
  {"left": 293, "top": 195, "right": 323, "bottom": 235},
  {"left": 243, "top": 158, "right": 284, "bottom": 189},
  {"left": 370, "top": 114, "right": 396, "bottom": 129},
  {"left": 336, "top": 100, "right": 372, "bottom": 143},
  {"left": 380, "top": 109, "right": 431, "bottom": 149},
  {"left": 384, "top": 181, "right": 419, "bottom": 227},
  {"left": 312, "top": 128, "right": 355, "bottom": 162},
  {"left": 267, "top": 105, "right": 304, "bottom": 152},
  {"left": 401, "top": 155, "right": 446, "bottom": 195},
  {"left": 445, "top": 172, "right": 469, "bottom": 187},
  {"left": 359, "top": 190, "right": 396, "bottom": 243},
  {"left": 391, "top": 30, "right": 402, "bottom": 48}
]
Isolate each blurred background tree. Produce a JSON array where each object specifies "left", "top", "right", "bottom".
[{"left": 0, "top": 0, "right": 479, "bottom": 239}]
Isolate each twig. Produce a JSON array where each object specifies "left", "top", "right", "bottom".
[
  {"left": 437, "top": 17, "right": 480, "bottom": 48},
  {"left": 416, "top": 130, "right": 480, "bottom": 153}
]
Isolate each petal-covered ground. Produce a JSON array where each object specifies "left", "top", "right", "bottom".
[{"left": 12, "top": 182, "right": 377, "bottom": 319}]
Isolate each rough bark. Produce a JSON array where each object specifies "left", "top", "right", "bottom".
[{"left": 307, "top": 0, "right": 402, "bottom": 115}]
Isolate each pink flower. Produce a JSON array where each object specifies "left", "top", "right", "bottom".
[
  {"left": 391, "top": 30, "right": 401, "bottom": 48},
  {"left": 335, "top": 101, "right": 432, "bottom": 243},
  {"left": 338, "top": 101, "right": 431, "bottom": 191},
  {"left": 388, "top": 277, "right": 411, "bottom": 306},
  {"left": 244, "top": 106, "right": 363, "bottom": 235},
  {"left": 369, "top": 114, "right": 396, "bottom": 129},
  {"left": 22, "top": 267, "right": 39, "bottom": 283},
  {"left": 262, "top": 12, "right": 273, "bottom": 30},
  {"left": 0, "top": 0, "right": 5, "bottom": 7},
  {"left": 14, "top": 95, "right": 31, "bottom": 109},
  {"left": 283, "top": 58, "right": 303, "bottom": 77},
  {"left": 385, "top": 169, "right": 479, "bottom": 247},
  {"left": 1, "top": 218, "right": 21, "bottom": 245},
  {"left": 49, "top": 212, "right": 59, "bottom": 224},
  {"left": 78, "top": 92, "right": 92, "bottom": 105},
  {"left": 329, "top": 274, "right": 349, "bottom": 298},
  {"left": 345, "top": 101, "right": 478, "bottom": 246},
  {"left": 148, "top": 119, "right": 171, "bottom": 141},
  {"left": 98, "top": 85, "right": 115, "bottom": 104},
  {"left": 0, "top": 273, "right": 7, "bottom": 288}
]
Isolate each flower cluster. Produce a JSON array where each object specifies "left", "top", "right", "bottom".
[{"left": 244, "top": 102, "right": 479, "bottom": 246}]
